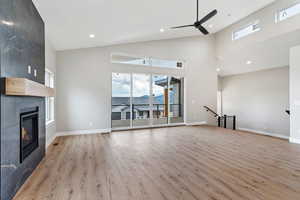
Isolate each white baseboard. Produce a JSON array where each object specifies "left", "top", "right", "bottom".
[
  {"left": 57, "top": 128, "right": 112, "bottom": 137},
  {"left": 238, "top": 128, "right": 289, "bottom": 140},
  {"left": 46, "top": 129, "right": 111, "bottom": 149},
  {"left": 112, "top": 123, "right": 185, "bottom": 131},
  {"left": 289, "top": 137, "right": 300, "bottom": 144},
  {"left": 46, "top": 133, "right": 57, "bottom": 149},
  {"left": 186, "top": 121, "right": 207, "bottom": 126}
]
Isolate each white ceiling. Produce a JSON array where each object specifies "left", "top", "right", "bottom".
[{"left": 33, "top": 0, "right": 275, "bottom": 50}]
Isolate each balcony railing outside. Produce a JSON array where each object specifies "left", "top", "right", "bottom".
[{"left": 111, "top": 104, "right": 183, "bottom": 128}]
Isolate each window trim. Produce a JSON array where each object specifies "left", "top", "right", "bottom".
[
  {"left": 275, "top": 2, "right": 300, "bottom": 23},
  {"left": 45, "top": 68, "right": 55, "bottom": 125},
  {"left": 232, "top": 20, "right": 261, "bottom": 41},
  {"left": 45, "top": 68, "right": 55, "bottom": 88}
]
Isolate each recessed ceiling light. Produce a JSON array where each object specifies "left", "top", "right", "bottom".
[
  {"left": 89, "top": 34, "right": 95, "bottom": 38},
  {"left": 160, "top": 28, "right": 165, "bottom": 33},
  {"left": 216, "top": 68, "right": 221, "bottom": 72},
  {"left": 246, "top": 60, "right": 252, "bottom": 65}
]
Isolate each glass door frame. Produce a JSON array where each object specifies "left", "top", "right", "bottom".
[{"left": 111, "top": 72, "right": 185, "bottom": 130}]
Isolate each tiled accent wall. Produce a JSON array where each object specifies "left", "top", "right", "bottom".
[{"left": 0, "top": 0, "right": 45, "bottom": 199}]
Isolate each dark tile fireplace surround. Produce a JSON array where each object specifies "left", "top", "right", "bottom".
[{"left": 0, "top": 0, "right": 46, "bottom": 200}]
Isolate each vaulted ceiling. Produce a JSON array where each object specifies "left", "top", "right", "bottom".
[
  {"left": 218, "top": 29, "right": 300, "bottom": 76},
  {"left": 33, "top": 0, "right": 275, "bottom": 50}
]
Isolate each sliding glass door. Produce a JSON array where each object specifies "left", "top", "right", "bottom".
[
  {"left": 152, "top": 75, "right": 168, "bottom": 125},
  {"left": 111, "top": 73, "right": 184, "bottom": 130},
  {"left": 169, "top": 76, "right": 184, "bottom": 124},
  {"left": 111, "top": 73, "right": 131, "bottom": 129},
  {"left": 132, "top": 74, "right": 151, "bottom": 127}
]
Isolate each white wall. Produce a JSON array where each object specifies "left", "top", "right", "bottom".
[
  {"left": 290, "top": 46, "right": 300, "bottom": 143},
  {"left": 220, "top": 67, "right": 290, "bottom": 138},
  {"left": 45, "top": 38, "right": 57, "bottom": 147},
  {"left": 56, "top": 36, "right": 218, "bottom": 132}
]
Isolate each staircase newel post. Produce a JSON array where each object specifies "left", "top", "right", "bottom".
[{"left": 233, "top": 116, "right": 236, "bottom": 130}]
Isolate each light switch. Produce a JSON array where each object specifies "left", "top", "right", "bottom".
[{"left": 28, "top": 66, "right": 31, "bottom": 74}]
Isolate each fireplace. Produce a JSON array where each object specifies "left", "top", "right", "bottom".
[{"left": 20, "top": 108, "right": 39, "bottom": 163}]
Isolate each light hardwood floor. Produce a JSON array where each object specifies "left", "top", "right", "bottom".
[{"left": 14, "top": 126, "right": 300, "bottom": 200}]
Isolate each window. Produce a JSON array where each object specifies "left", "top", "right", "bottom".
[
  {"left": 151, "top": 58, "right": 183, "bottom": 68},
  {"left": 232, "top": 20, "right": 261, "bottom": 40},
  {"left": 111, "top": 73, "right": 185, "bottom": 130},
  {"left": 111, "top": 53, "right": 184, "bottom": 69},
  {"left": 276, "top": 3, "right": 300, "bottom": 22},
  {"left": 45, "top": 69, "right": 55, "bottom": 124}
]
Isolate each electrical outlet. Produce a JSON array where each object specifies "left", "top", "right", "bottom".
[{"left": 28, "top": 66, "right": 31, "bottom": 74}]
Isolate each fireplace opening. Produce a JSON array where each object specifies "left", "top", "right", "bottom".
[{"left": 20, "top": 108, "right": 39, "bottom": 163}]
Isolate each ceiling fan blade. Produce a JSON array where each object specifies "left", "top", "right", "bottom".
[
  {"left": 171, "top": 24, "right": 194, "bottom": 29},
  {"left": 198, "top": 25, "right": 209, "bottom": 35},
  {"left": 198, "top": 9, "right": 218, "bottom": 24}
]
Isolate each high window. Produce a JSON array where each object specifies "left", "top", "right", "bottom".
[
  {"left": 232, "top": 20, "right": 261, "bottom": 40},
  {"left": 276, "top": 3, "right": 300, "bottom": 22},
  {"left": 45, "top": 69, "right": 55, "bottom": 124},
  {"left": 111, "top": 53, "right": 184, "bottom": 69}
]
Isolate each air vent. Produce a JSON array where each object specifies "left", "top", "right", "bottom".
[{"left": 177, "top": 62, "right": 183, "bottom": 68}]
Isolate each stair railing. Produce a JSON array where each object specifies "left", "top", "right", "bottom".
[
  {"left": 203, "top": 106, "right": 219, "bottom": 117},
  {"left": 203, "top": 106, "right": 236, "bottom": 130}
]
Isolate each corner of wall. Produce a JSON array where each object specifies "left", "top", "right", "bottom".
[{"left": 289, "top": 137, "right": 300, "bottom": 144}]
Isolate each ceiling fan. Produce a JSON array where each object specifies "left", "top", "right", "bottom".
[{"left": 171, "top": 0, "right": 217, "bottom": 35}]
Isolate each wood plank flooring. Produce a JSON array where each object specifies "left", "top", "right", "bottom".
[{"left": 13, "top": 126, "right": 300, "bottom": 200}]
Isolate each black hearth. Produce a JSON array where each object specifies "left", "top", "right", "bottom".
[{"left": 20, "top": 108, "right": 39, "bottom": 163}]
